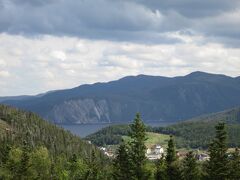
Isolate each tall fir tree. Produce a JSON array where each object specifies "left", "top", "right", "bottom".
[
  {"left": 166, "top": 135, "right": 177, "bottom": 164},
  {"left": 155, "top": 156, "right": 167, "bottom": 180},
  {"left": 113, "top": 142, "right": 134, "bottom": 180},
  {"left": 129, "top": 113, "right": 150, "bottom": 180},
  {"left": 182, "top": 151, "right": 200, "bottom": 180},
  {"left": 207, "top": 122, "right": 229, "bottom": 180},
  {"left": 229, "top": 148, "right": 240, "bottom": 180},
  {"left": 165, "top": 135, "right": 182, "bottom": 180}
]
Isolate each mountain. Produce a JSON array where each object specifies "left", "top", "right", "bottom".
[
  {"left": 2, "top": 71, "right": 240, "bottom": 124},
  {"left": 0, "top": 95, "right": 32, "bottom": 103},
  {"left": 0, "top": 90, "right": 57, "bottom": 103}
]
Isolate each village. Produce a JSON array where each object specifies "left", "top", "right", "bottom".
[{"left": 98, "top": 143, "right": 210, "bottom": 161}]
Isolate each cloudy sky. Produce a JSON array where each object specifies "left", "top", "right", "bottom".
[{"left": 0, "top": 0, "right": 240, "bottom": 96}]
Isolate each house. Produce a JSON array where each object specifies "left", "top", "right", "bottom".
[
  {"left": 196, "top": 153, "right": 210, "bottom": 161},
  {"left": 99, "top": 147, "right": 106, "bottom": 151},
  {"left": 155, "top": 145, "right": 164, "bottom": 154},
  {"left": 146, "top": 144, "right": 164, "bottom": 160}
]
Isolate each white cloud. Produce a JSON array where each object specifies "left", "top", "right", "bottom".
[
  {"left": 0, "top": 70, "right": 10, "bottom": 78},
  {"left": 0, "top": 33, "right": 239, "bottom": 96},
  {"left": 51, "top": 50, "right": 66, "bottom": 61}
]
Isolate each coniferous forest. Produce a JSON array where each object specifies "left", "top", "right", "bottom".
[
  {"left": 0, "top": 105, "right": 240, "bottom": 179},
  {"left": 0, "top": 105, "right": 110, "bottom": 179}
]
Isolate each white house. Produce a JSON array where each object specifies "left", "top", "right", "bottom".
[
  {"left": 146, "top": 144, "right": 164, "bottom": 160},
  {"left": 154, "top": 145, "right": 164, "bottom": 154}
]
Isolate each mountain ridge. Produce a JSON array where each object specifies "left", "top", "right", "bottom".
[{"left": 2, "top": 71, "right": 240, "bottom": 124}]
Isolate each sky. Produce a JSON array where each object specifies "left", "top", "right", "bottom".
[{"left": 0, "top": 0, "right": 240, "bottom": 96}]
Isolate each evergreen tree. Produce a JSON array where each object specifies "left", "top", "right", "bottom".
[
  {"left": 85, "top": 150, "right": 101, "bottom": 180},
  {"left": 28, "top": 146, "right": 51, "bottom": 179},
  {"left": 0, "top": 140, "right": 11, "bottom": 166},
  {"left": 17, "top": 140, "right": 30, "bottom": 179},
  {"left": 68, "top": 153, "right": 88, "bottom": 180},
  {"left": 207, "top": 122, "right": 229, "bottom": 180},
  {"left": 155, "top": 156, "right": 167, "bottom": 180},
  {"left": 229, "top": 148, "right": 240, "bottom": 180},
  {"left": 113, "top": 142, "right": 133, "bottom": 180},
  {"left": 129, "top": 113, "right": 149, "bottom": 180},
  {"left": 182, "top": 151, "right": 200, "bottom": 180},
  {"left": 165, "top": 135, "right": 182, "bottom": 180},
  {"left": 166, "top": 135, "right": 177, "bottom": 164}
]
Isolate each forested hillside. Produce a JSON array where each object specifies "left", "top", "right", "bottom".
[
  {"left": 154, "top": 107, "right": 240, "bottom": 148},
  {"left": 0, "top": 105, "right": 110, "bottom": 179},
  {"left": 3, "top": 71, "right": 240, "bottom": 124},
  {"left": 86, "top": 107, "right": 240, "bottom": 149}
]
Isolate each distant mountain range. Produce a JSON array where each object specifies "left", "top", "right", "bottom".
[{"left": 2, "top": 71, "right": 240, "bottom": 124}]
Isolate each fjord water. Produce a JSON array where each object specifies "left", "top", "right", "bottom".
[{"left": 60, "top": 121, "right": 175, "bottom": 137}]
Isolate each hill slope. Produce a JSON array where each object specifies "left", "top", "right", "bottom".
[
  {"left": 86, "top": 107, "right": 240, "bottom": 149},
  {"left": 0, "top": 104, "right": 104, "bottom": 159},
  {"left": 3, "top": 71, "right": 240, "bottom": 124},
  {"left": 154, "top": 107, "right": 240, "bottom": 148}
]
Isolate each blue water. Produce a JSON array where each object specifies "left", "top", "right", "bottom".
[{"left": 60, "top": 121, "right": 174, "bottom": 138}]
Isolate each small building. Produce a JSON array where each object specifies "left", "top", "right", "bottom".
[
  {"left": 100, "top": 147, "right": 106, "bottom": 151},
  {"left": 196, "top": 153, "right": 210, "bottom": 161},
  {"left": 155, "top": 145, "right": 164, "bottom": 154},
  {"left": 146, "top": 144, "right": 164, "bottom": 160}
]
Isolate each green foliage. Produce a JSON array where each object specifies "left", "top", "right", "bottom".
[
  {"left": 113, "top": 113, "right": 151, "bottom": 180},
  {"left": 0, "top": 105, "right": 107, "bottom": 160},
  {"left": 28, "top": 146, "right": 51, "bottom": 179},
  {"left": 113, "top": 142, "right": 133, "bottom": 180},
  {"left": 0, "top": 105, "right": 111, "bottom": 179},
  {"left": 207, "top": 123, "right": 230, "bottom": 180},
  {"left": 85, "top": 124, "right": 130, "bottom": 146},
  {"left": 166, "top": 136, "right": 177, "bottom": 164},
  {"left": 153, "top": 108, "right": 240, "bottom": 149},
  {"left": 129, "top": 113, "right": 150, "bottom": 180},
  {"left": 17, "top": 141, "right": 30, "bottom": 179},
  {"left": 155, "top": 156, "right": 167, "bottom": 180},
  {"left": 229, "top": 148, "right": 240, "bottom": 180},
  {"left": 165, "top": 136, "right": 182, "bottom": 180},
  {"left": 182, "top": 151, "right": 200, "bottom": 180}
]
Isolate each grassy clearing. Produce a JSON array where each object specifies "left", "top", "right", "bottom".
[
  {"left": 145, "top": 132, "right": 170, "bottom": 148},
  {"left": 123, "top": 132, "right": 170, "bottom": 149}
]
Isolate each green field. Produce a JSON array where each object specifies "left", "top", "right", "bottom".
[{"left": 123, "top": 132, "right": 170, "bottom": 149}]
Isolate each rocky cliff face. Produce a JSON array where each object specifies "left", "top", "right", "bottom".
[
  {"left": 3, "top": 72, "right": 240, "bottom": 124},
  {"left": 45, "top": 99, "right": 111, "bottom": 123}
]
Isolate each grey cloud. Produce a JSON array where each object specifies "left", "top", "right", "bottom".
[
  {"left": 134, "top": 0, "right": 240, "bottom": 18},
  {"left": 0, "top": 0, "right": 239, "bottom": 46}
]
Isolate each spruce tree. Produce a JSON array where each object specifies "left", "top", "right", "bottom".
[
  {"left": 155, "top": 156, "right": 167, "bottom": 180},
  {"left": 166, "top": 135, "right": 177, "bottom": 164},
  {"left": 229, "top": 148, "right": 240, "bottom": 180},
  {"left": 113, "top": 142, "right": 133, "bottom": 180},
  {"left": 0, "top": 140, "right": 11, "bottom": 165},
  {"left": 182, "top": 151, "right": 200, "bottom": 180},
  {"left": 129, "top": 113, "right": 149, "bottom": 180},
  {"left": 85, "top": 150, "right": 101, "bottom": 180},
  {"left": 207, "top": 122, "right": 229, "bottom": 180},
  {"left": 165, "top": 135, "right": 182, "bottom": 180},
  {"left": 17, "top": 140, "right": 30, "bottom": 179}
]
